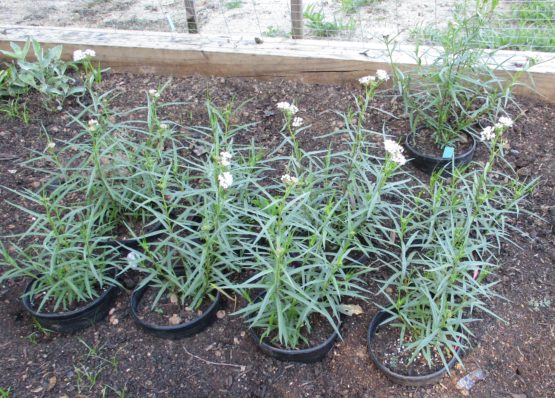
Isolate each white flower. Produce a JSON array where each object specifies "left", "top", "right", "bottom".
[
  {"left": 390, "top": 151, "right": 407, "bottom": 165},
  {"left": 84, "top": 49, "right": 96, "bottom": 58},
  {"left": 219, "top": 151, "right": 232, "bottom": 167},
  {"left": 276, "top": 101, "right": 299, "bottom": 115},
  {"left": 126, "top": 251, "right": 139, "bottom": 269},
  {"left": 281, "top": 174, "right": 299, "bottom": 185},
  {"left": 46, "top": 142, "right": 56, "bottom": 150},
  {"left": 480, "top": 126, "right": 496, "bottom": 141},
  {"left": 359, "top": 70, "right": 389, "bottom": 86},
  {"left": 384, "top": 139, "right": 407, "bottom": 165},
  {"left": 73, "top": 50, "right": 85, "bottom": 62},
  {"left": 8, "top": 169, "right": 16, "bottom": 174},
  {"left": 497, "top": 116, "right": 513, "bottom": 128},
  {"left": 358, "top": 75, "right": 376, "bottom": 86},
  {"left": 292, "top": 117, "right": 303, "bottom": 128},
  {"left": 218, "top": 172, "right": 233, "bottom": 189},
  {"left": 87, "top": 119, "right": 99, "bottom": 130},
  {"left": 148, "top": 89, "right": 160, "bottom": 98},
  {"left": 375, "top": 69, "right": 390, "bottom": 81},
  {"left": 73, "top": 49, "right": 95, "bottom": 62},
  {"left": 384, "top": 139, "right": 404, "bottom": 155},
  {"left": 159, "top": 123, "right": 168, "bottom": 130}
]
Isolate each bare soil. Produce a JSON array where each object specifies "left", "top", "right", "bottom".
[{"left": 0, "top": 72, "right": 554, "bottom": 397}]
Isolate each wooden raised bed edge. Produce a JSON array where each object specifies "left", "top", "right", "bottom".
[{"left": 1, "top": 25, "right": 554, "bottom": 103}]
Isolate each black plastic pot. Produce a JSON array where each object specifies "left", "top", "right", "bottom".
[
  {"left": 247, "top": 293, "right": 340, "bottom": 363},
  {"left": 404, "top": 131, "right": 476, "bottom": 175},
  {"left": 130, "top": 283, "right": 221, "bottom": 340},
  {"left": 367, "top": 310, "right": 460, "bottom": 386},
  {"left": 22, "top": 279, "right": 119, "bottom": 333}
]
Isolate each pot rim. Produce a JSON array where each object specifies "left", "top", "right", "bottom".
[
  {"left": 247, "top": 291, "right": 341, "bottom": 361},
  {"left": 367, "top": 309, "right": 460, "bottom": 386},
  {"left": 405, "top": 129, "right": 477, "bottom": 161},
  {"left": 22, "top": 275, "right": 119, "bottom": 320},
  {"left": 130, "top": 282, "right": 221, "bottom": 332}
]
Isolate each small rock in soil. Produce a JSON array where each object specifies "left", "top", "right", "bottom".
[
  {"left": 169, "top": 314, "right": 182, "bottom": 325},
  {"left": 216, "top": 310, "right": 226, "bottom": 319},
  {"left": 46, "top": 375, "right": 56, "bottom": 391}
]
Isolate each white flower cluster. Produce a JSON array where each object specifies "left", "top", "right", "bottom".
[
  {"left": 276, "top": 102, "right": 299, "bottom": 115},
  {"left": 219, "top": 151, "right": 232, "bottom": 167},
  {"left": 384, "top": 139, "right": 407, "bottom": 165},
  {"left": 496, "top": 116, "right": 513, "bottom": 129},
  {"left": 480, "top": 116, "right": 513, "bottom": 142},
  {"left": 73, "top": 49, "right": 96, "bottom": 62},
  {"left": 218, "top": 151, "right": 233, "bottom": 189},
  {"left": 46, "top": 142, "right": 56, "bottom": 150},
  {"left": 281, "top": 174, "right": 299, "bottom": 185},
  {"left": 87, "top": 119, "right": 99, "bottom": 130},
  {"left": 292, "top": 117, "right": 303, "bottom": 128},
  {"left": 218, "top": 171, "right": 233, "bottom": 190},
  {"left": 148, "top": 89, "right": 161, "bottom": 98},
  {"left": 359, "top": 69, "right": 390, "bottom": 86},
  {"left": 480, "top": 126, "right": 495, "bottom": 141},
  {"left": 376, "top": 69, "right": 390, "bottom": 81}
]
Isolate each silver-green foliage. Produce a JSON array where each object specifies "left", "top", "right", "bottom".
[
  {"left": 386, "top": 1, "right": 525, "bottom": 148},
  {"left": 0, "top": 184, "right": 122, "bottom": 311},
  {"left": 131, "top": 99, "right": 267, "bottom": 309},
  {"left": 377, "top": 136, "right": 537, "bottom": 368},
  {"left": 229, "top": 103, "right": 409, "bottom": 349},
  {"left": 0, "top": 40, "right": 85, "bottom": 110}
]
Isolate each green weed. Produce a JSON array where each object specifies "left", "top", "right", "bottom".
[
  {"left": 224, "top": 0, "right": 242, "bottom": 10},
  {"left": 304, "top": 5, "right": 355, "bottom": 37},
  {"left": 262, "top": 26, "right": 290, "bottom": 38}
]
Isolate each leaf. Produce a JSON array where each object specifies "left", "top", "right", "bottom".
[{"left": 338, "top": 304, "right": 363, "bottom": 316}]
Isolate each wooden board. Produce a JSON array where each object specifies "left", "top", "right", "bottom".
[{"left": 1, "top": 25, "right": 555, "bottom": 103}]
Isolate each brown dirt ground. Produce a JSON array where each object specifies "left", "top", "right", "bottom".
[{"left": 0, "top": 72, "right": 554, "bottom": 398}]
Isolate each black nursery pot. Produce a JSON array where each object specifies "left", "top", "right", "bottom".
[
  {"left": 367, "top": 310, "right": 459, "bottom": 386},
  {"left": 130, "top": 283, "right": 221, "bottom": 340},
  {"left": 22, "top": 279, "right": 119, "bottom": 333},
  {"left": 248, "top": 293, "right": 340, "bottom": 363},
  {"left": 404, "top": 131, "right": 476, "bottom": 175}
]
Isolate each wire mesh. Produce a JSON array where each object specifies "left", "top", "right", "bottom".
[{"left": 0, "top": 0, "right": 553, "bottom": 51}]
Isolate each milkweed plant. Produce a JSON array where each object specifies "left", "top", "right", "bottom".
[{"left": 0, "top": 43, "right": 538, "bottom": 370}]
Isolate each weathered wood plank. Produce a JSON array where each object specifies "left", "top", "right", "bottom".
[{"left": 0, "top": 25, "right": 554, "bottom": 103}]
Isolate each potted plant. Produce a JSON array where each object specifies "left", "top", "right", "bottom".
[
  {"left": 32, "top": 85, "right": 184, "bottom": 251},
  {"left": 384, "top": 3, "right": 525, "bottom": 173},
  {"left": 0, "top": 193, "right": 122, "bottom": 333},
  {"left": 230, "top": 155, "right": 373, "bottom": 362},
  {"left": 368, "top": 134, "right": 536, "bottom": 385},
  {"left": 128, "top": 229, "right": 224, "bottom": 339},
  {"left": 129, "top": 99, "right": 264, "bottom": 339}
]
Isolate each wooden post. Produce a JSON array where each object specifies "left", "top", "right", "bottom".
[
  {"left": 291, "top": 0, "right": 303, "bottom": 39},
  {"left": 184, "top": 0, "right": 198, "bottom": 34}
]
